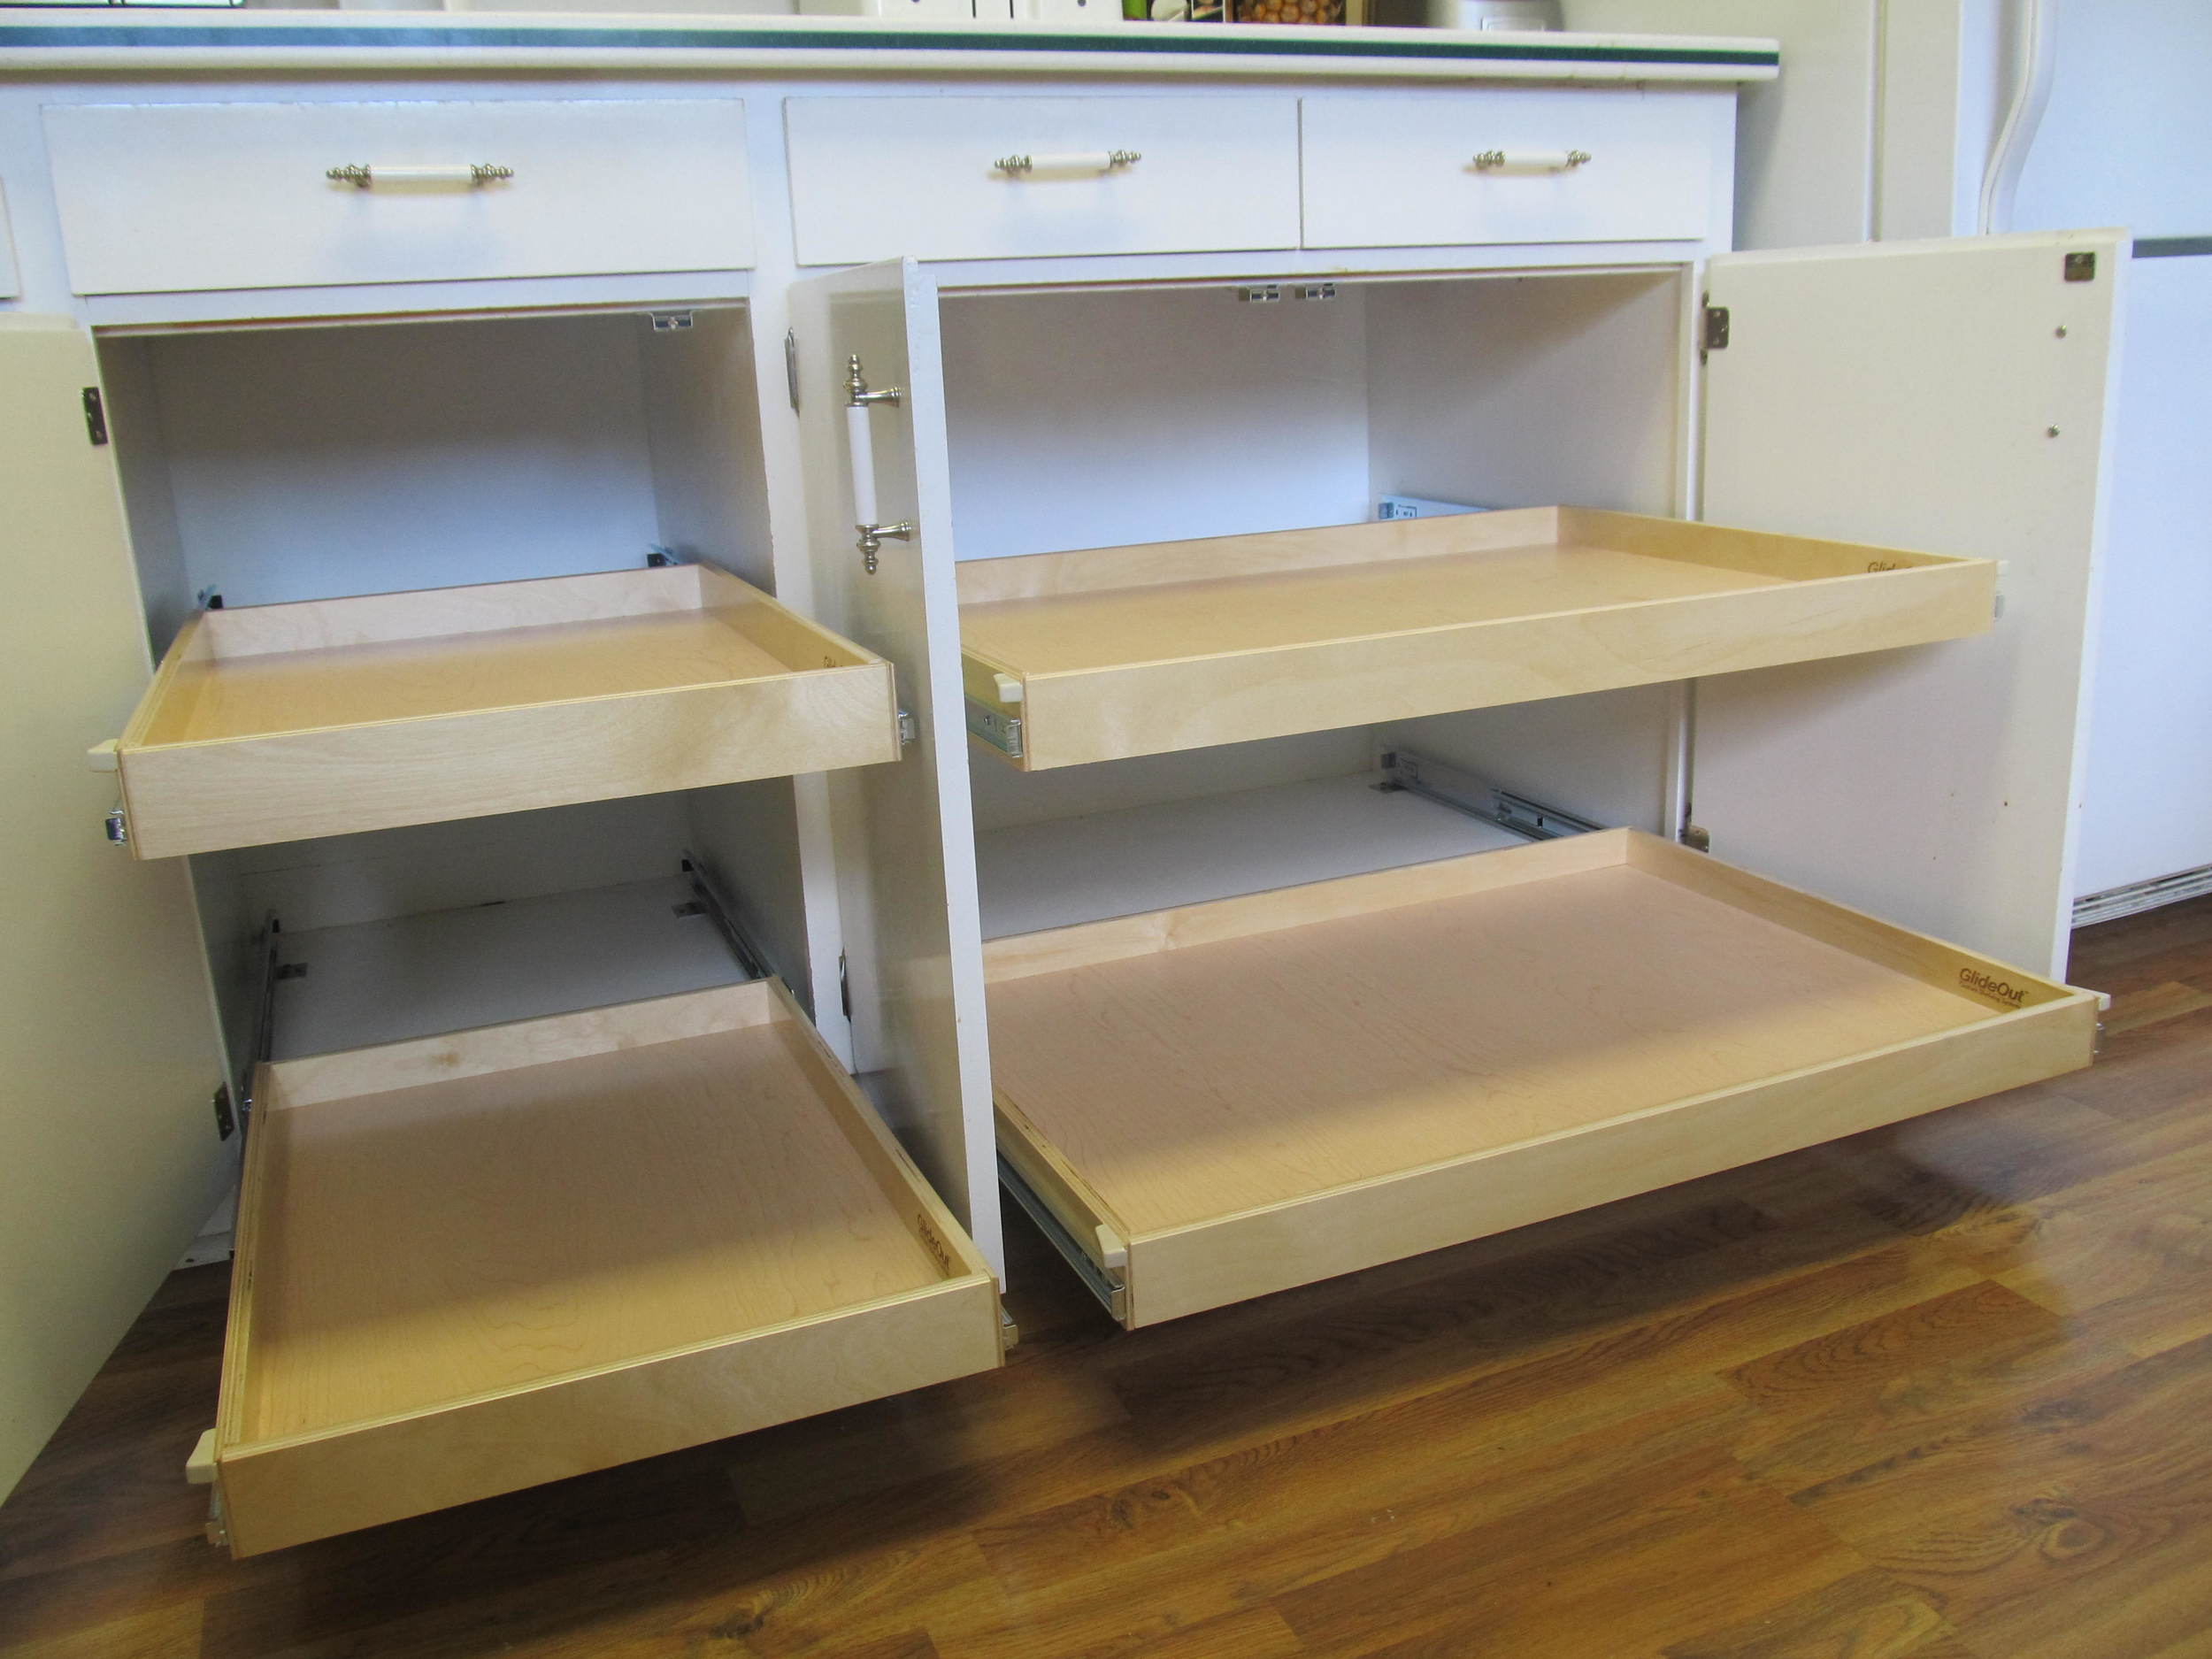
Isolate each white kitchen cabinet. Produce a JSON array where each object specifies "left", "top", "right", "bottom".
[
  {"left": 0, "top": 290, "right": 1006, "bottom": 1554},
  {"left": 815, "top": 233, "right": 2119, "bottom": 1328},
  {"left": 3, "top": 16, "right": 2121, "bottom": 1552}
]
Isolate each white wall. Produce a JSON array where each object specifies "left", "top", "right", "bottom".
[
  {"left": 2011, "top": 0, "right": 2212, "bottom": 238},
  {"left": 2070, "top": 255, "right": 2212, "bottom": 897},
  {"left": 1564, "top": 0, "right": 1878, "bottom": 250},
  {"left": 2005, "top": 2, "right": 2212, "bottom": 895}
]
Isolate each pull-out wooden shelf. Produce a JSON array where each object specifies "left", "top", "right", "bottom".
[
  {"left": 959, "top": 507, "right": 1994, "bottom": 771},
  {"left": 213, "top": 979, "right": 1002, "bottom": 1557},
  {"left": 112, "top": 565, "right": 898, "bottom": 858},
  {"left": 987, "top": 831, "right": 2096, "bottom": 1328}
]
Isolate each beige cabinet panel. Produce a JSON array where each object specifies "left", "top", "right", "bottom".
[{"left": 0, "top": 316, "right": 229, "bottom": 1498}]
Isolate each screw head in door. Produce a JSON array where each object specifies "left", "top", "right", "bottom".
[
  {"left": 2047, "top": 426, "right": 2062, "bottom": 437},
  {"left": 2055, "top": 325, "right": 2069, "bottom": 338},
  {"left": 2063, "top": 250, "right": 2097, "bottom": 281}
]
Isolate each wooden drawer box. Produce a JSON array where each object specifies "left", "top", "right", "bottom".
[
  {"left": 1300, "top": 88, "right": 1726, "bottom": 250},
  {"left": 989, "top": 831, "right": 2100, "bottom": 1328},
  {"left": 42, "top": 99, "right": 754, "bottom": 296},
  {"left": 213, "top": 979, "right": 1002, "bottom": 1557},
  {"left": 959, "top": 506, "right": 1995, "bottom": 772},
  {"left": 783, "top": 96, "right": 1301, "bottom": 265},
  {"left": 110, "top": 565, "right": 897, "bottom": 859}
]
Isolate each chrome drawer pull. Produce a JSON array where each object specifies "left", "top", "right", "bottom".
[
  {"left": 326, "top": 163, "right": 516, "bottom": 189},
  {"left": 994, "top": 150, "right": 1141, "bottom": 177},
  {"left": 1472, "top": 149, "right": 1592, "bottom": 173}
]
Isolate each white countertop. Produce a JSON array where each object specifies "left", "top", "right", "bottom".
[{"left": 0, "top": 11, "right": 1778, "bottom": 81}]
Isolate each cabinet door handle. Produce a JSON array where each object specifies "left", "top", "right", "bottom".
[
  {"left": 846, "top": 353, "right": 911, "bottom": 575},
  {"left": 1471, "top": 150, "right": 1592, "bottom": 173},
  {"left": 994, "top": 150, "right": 1141, "bottom": 177},
  {"left": 326, "top": 163, "right": 516, "bottom": 189}
]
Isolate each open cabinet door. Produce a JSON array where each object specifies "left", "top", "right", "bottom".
[
  {"left": 788, "top": 262, "right": 1002, "bottom": 1276},
  {"left": 1696, "top": 231, "right": 2124, "bottom": 979},
  {"left": 0, "top": 318, "right": 231, "bottom": 1495}
]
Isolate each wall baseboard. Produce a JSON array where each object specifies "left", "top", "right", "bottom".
[{"left": 2075, "top": 864, "right": 2212, "bottom": 929}]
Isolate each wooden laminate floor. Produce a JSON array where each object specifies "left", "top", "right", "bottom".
[{"left": 6, "top": 896, "right": 2212, "bottom": 1658}]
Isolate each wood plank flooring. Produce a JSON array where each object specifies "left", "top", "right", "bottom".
[{"left": 5, "top": 895, "right": 2211, "bottom": 1657}]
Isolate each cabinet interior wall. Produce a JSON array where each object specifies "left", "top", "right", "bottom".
[
  {"left": 942, "top": 265, "right": 1694, "bottom": 915},
  {"left": 91, "top": 303, "right": 818, "bottom": 1066}
]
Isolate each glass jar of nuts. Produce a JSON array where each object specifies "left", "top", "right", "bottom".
[{"left": 1231, "top": 0, "right": 1347, "bottom": 21}]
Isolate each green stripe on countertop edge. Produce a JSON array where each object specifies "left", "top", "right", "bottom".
[
  {"left": 0, "top": 22, "right": 1778, "bottom": 65},
  {"left": 2135, "top": 236, "right": 2212, "bottom": 258}
]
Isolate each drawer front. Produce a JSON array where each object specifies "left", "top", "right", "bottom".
[
  {"left": 44, "top": 99, "right": 755, "bottom": 296},
  {"left": 785, "top": 96, "right": 1301, "bottom": 265},
  {"left": 1300, "top": 88, "right": 1725, "bottom": 250},
  {"left": 1130, "top": 1002, "right": 2093, "bottom": 1325}
]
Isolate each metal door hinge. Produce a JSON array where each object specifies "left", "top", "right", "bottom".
[
  {"left": 1235, "top": 280, "right": 1342, "bottom": 303},
  {"left": 784, "top": 329, "right": 801, "bottom": 412},
  {"left": 2063, "top": 250, "right": 2096, "bottom": 282},
  {"left": 104, "top": 806, "right": 129, "bottom": 845},
  {"left": 896, "top": 708, "right": 918, "bottom": 748},
  {"left": 211, "top": 1084, "right": 236, "bottom": 1141},
  {"left": 648, "top": 310, "right": 695, "bottom": 333},
  {"left": 82, "top": 387, "right": 108, "bottom": 446},
  {"left": 1681, "top": 823, "right": 1712, "bottom": 853},
  {"left": 838, "top": 951, "right": 851, "bottom": 1019},
  {"left": 1701, "top": 303, "right": 1731, "bottom": 355}
]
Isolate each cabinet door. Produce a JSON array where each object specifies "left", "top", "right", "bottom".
[
  {"left": 1697, "top": 231, "right": 2124, "bottom": 978},
  {"left": 788, "top": 261, "right": 1002, "bottom": 1276},
  {"left": 0, "top": 317, "right": 230, "bottom": 1494}
]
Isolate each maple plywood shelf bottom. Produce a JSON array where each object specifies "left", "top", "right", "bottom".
[
  {"left": 957, "top": 505, "right": 1997, "bottom": 771},
  {"left": 987, "top": 830, "right": 2099, "bottom": 1329},
  {"left": 111, "top": 564, "right": 899, "bottom": 858},
  {"left": 214, "top": 979, "right": 1002, "bottom": 1558}
]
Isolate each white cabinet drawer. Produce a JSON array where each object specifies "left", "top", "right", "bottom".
[
  {"left": 43, "top": 99, "right": 755, "bottom": 296},
  {"left": 1300, "top": 88, "right": 1727, "bottom": 250},
  {"left": 785, "top": 96, "right": 1301, "bottom": 265}
]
